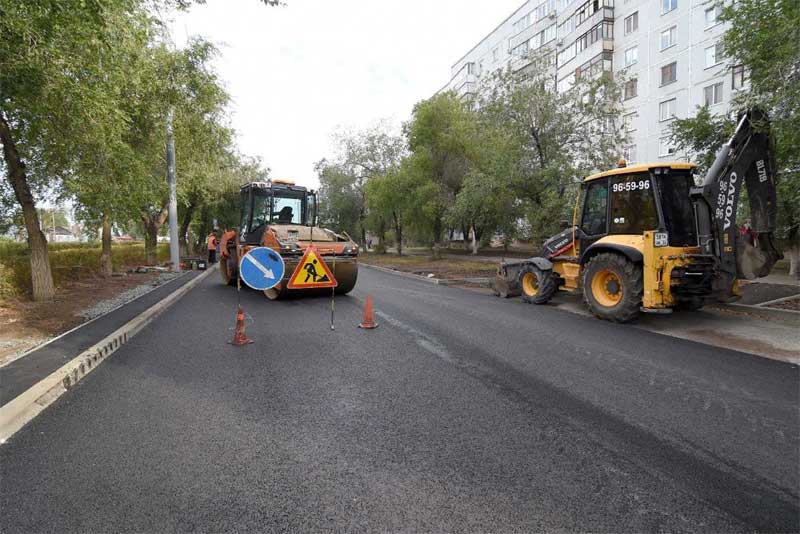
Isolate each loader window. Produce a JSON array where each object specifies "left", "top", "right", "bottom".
[
  {"left": 609, "top": 173, "right": 658, "bottom": 234},
  {"left": 656, "top": 172, "right": 697, "bottom": 246},
  {"left": 581, "top": 181, "right": 609, "bottom": 235}
]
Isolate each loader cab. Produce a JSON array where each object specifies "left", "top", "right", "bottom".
[
  {"left": 238, "top": 181, "right": 318, "bottom": 245},
  {"left": 576, "top": 162, "right": 698, "bottom": 256}
]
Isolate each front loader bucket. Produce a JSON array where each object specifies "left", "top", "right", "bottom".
[{"left": 494, "top": 260, "right": 527, "bottom": 298}]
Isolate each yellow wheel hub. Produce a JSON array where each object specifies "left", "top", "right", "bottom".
[
  {"left": 591, "top": 269, "right": 623, "bottom": 307},
  {"left": 521, "top": 272, "right": 539, "bottom": 296}
]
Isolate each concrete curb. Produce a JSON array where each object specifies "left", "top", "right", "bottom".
[
  {"left": 0, "top": 265, "right": 218, "bottom": 443},
  {"left": 4, "top": 271, "right": 193, "bottom": 368},
  {"left": 360, "top": 263, "right": 494, "bottom": 287}
]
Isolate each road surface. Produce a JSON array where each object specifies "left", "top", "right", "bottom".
[{"left": 1, "top": 267, "right": 798, "bottom": 532}]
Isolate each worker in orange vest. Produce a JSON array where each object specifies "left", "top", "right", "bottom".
[{"left": 207, "top": 230, "right": 218, "bottom": 264}]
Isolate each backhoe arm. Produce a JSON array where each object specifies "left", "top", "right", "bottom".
[{"left": 691, "top": 108, "right": 782, "bottom": 296}]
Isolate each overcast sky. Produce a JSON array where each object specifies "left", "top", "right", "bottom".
[{"left": 168, "top": 0, "right": 522, "bottom": 189}]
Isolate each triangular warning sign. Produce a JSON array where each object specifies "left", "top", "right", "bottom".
[{"left": 287, "top": 246, "right": 338, "bottom": 289}]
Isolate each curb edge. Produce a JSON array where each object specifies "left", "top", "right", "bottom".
[{"left": 0, "top": 266, "right": 218, "bottom": 443}]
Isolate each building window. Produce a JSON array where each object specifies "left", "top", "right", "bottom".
[
  {"left": 662, "top": 0, "right": 677, "bottom": 14},
  {"left": 492, "top": 47, "right": 499, "bottom": 62},
  {"left": 705, "top": 43, "right": 723, "bottom": 67},
  {"left": 513, "top": 12, "right": 531, "bottom": 34},
  {"left": 624, "top": 78, "right": 638, "bottom": 100},
  {"left": 659, "top": 137, "right": 676, "bottom": 157},
  {"left": 623, "top": 112, "right": 638, "bottom": 131},
  {"left": 660, "top": 61, "right": 677, "bottom": 85},
  {"left": 512, "top": 40, "right": 530, "bottom": 57},
  {"left": 660, "top": 26, "right": 677, "bottom": 50},
  {"left": 703, "top": 82, "right": 723, "bottom": 106},
  {"left": 659, "top": 98, "right": 677, "bottom": 121},
  {"left": 478, "top": 60, "right": 484, "bottom": 75},
  {"left": 543, "top": 23, "right": 557, "bottom": 44},
  {"left": 705, "top": 4, "right": 722, "bottom": 27},
  {"left": 625, "top": 46, "right": 638, "bottom": 67},
  {"left": 624, "top": 12, "right": 638, "bottom": 35},
  {"left": 732, "top": 64, "right": 745, "bottom": 89},
  {"left": 466, "top": 62, "right": 475, "bottom": 75},
  {"left": 623, "top": 145, "right": 637, "bottom": 164}
]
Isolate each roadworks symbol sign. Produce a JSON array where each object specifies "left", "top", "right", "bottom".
[{"left": 287, "top": 246, "right": 338, "bottom": 289}]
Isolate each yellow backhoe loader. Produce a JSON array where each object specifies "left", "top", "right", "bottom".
[{"left": 495, "top": 109, "right": 782, "bottom": 322}]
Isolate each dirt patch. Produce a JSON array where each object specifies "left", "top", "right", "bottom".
[
  {"left": 766, "top": 296, "right": 800, "bottom": 311},
  {"left": 0, "top": 271, "right": 165, "bottom": 366},
  {"left": 361, "top": 253, "right": 497, "bottom": 279}
]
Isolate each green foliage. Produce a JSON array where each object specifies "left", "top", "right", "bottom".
[
  {"left": 475, "top": 57, "right": 627, "bottom": 243},
  {"left": 316, "top": 121, "right": 405, "bottom": 243},
  {"left": 317, "top": 161, "right": 362, "bottom": 237},
  {"left": 0, "top": 241, "right": 169, "bottom": 297},
  {"left": 1, "top": 0, "right": 265, "bottom": 291},
  {"left": 669, "top": 107, "right": 734, "bottom": 174},
  {"left": 668, "top": 0, "right": 799, "bottom": 248},
  {"left": 404, "top": 93, "right": 477, "bottom": 245}
]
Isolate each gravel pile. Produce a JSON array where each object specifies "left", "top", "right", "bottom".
[{"left": 78, "top": 272, "right": 186, "bottom": 320}]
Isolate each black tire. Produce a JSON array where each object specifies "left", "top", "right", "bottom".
[
  {"left": 582, "top": 252, "right": 642, "bottom": 323},
  {"left": 334, "top": 268, "right": 358, "bottom": 295},
  {"left": 220, "top": 255, "right": 238, "bottom": 286},
  {"left": 517, "top": 264, "right": 557, "bottom": 305}
]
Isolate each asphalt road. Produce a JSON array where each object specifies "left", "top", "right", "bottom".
[{"left": 1, "top": 266, "right": 798, "bottom": 532}]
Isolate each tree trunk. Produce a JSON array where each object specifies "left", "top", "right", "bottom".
[
  {"left": 462, "top": 225, "right": 471, "bottom": 251},
  {"left": 144, "top": 221, "right": 158, "bottom": 265},
  {"left": 179, "top": 202, "right": 195, "bottom": 256},
  {"left": 100, "top": 209, "right": 113, "bottom": 277},
  {"left": 471, "top": 226, "right": 478, "bottom": 255},
  {"left": 432, "top": 212, "right": 443, "bottom": 259},
  {"left": 0, "top": 111, "right": 55, "bottom": 301},
  {"left": 142, "top": 206, "right": 168, "bottom": 265},
  {"left": 393, "top": 212, "right": 403, "bottom": 256}
]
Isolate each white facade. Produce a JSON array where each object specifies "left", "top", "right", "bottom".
[{"left": 442, "top": 0, "right": 742, "bottom": 164}]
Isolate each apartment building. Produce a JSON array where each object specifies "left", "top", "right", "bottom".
[{"left": 443, "top": 0, "right": 743, "bottom": 164}]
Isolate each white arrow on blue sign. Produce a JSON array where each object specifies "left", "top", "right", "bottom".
[{"left": 239, "top": 247, "right": 285, "bottom": 291}]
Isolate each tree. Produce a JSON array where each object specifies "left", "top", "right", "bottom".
[
  {"left": 0, "top": 0, "right": 149, "bottom": 298},
  {"left": 669, "top": 0, "right": 800, "bottom": 276},
  {"left": 317, "top": 121, "right": 405, "bottom": 244},
  {"left": 476, "top": 55, "right": 627, "bottom": 244},
  {"left": 404, "top": 93, "right": 477, "bottom": 255},
  {"left": 316, "top": 160, "right": 362, "bottom": 238},
  {"left": 366, "top": 157, "right": 437, "bottom": 255}
]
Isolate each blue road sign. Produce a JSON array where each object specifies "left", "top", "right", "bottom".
[{"left": 239, "top": 247, "right": 285, "bottom": 291}]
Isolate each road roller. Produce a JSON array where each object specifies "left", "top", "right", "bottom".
[{"left": 219, "top": 179, "right": 358, "bottom": 299}]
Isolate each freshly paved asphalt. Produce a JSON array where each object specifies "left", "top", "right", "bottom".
[
  {"left": 1, "top": 266, "right": 798, "bottom": 532},
  {"left": 0, "top": 270, "right": 200, "bottom": 406}
]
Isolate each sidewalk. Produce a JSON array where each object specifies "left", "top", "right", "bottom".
[{"left": 0, "top": 271, "right": 202, "bottom": 407}]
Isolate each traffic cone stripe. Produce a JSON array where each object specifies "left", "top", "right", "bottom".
[
  {"left": 230, "top": 305, "right": 254, "bottom": 345},
  {"left": 358, "top": 294, "right": 378, "bottom": 329}
]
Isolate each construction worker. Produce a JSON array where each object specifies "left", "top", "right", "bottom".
[{"left": 207, "top": 230, "right": 218, "bottom": 264}]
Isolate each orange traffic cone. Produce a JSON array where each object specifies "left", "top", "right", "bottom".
[
  {"left": 230, "top": 305, "right": 254, "bottom": 345},
  {"left": 358, "top": 294, "right": 378, "bottom": 329}
]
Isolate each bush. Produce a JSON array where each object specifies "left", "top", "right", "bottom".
[{"left": 0, "top": 240, "right": 170, "bottom": 298}]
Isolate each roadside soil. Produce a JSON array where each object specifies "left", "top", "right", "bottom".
[
  {"left": 766, "top": 296, "right": 800, "bottom": 311},
  {"left": 360, "top": 253, "right": 497, "bottom": 279},
  {"left": 0, "top": 271, "right": 166, "bottom": 366}
]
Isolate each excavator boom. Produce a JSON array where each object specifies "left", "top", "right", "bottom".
[{"left": 691, "top": 108, "right": 782, "bottom": 295}]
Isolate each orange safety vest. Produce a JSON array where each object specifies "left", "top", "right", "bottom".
[{"left": 207, "top": 235, "right": 217, "bottom": 250}]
